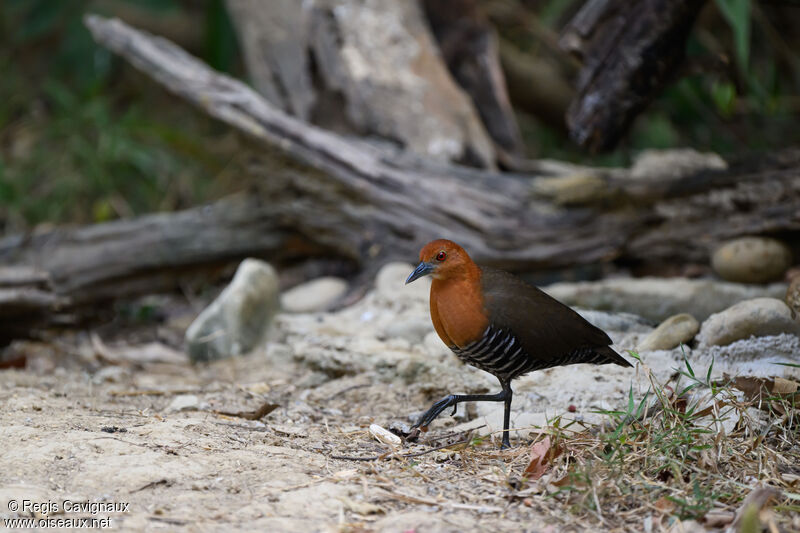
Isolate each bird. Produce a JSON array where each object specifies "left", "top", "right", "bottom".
[{"left": 405, "top": 239, "right": 632, "bottom": 449}]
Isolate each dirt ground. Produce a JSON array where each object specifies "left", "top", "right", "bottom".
[
  {"left": 2, "top": 269, "right": 799, "bottom": 532},
  {"left": 0, "top": 341, "right": 564, "bottom": 532}
]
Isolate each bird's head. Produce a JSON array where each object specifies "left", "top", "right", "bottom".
[{"left": 406, "top": 239, "right": 474, "bottom": 284}]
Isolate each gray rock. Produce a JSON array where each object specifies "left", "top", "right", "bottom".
[
  {"left": 637, "top": 313, "right": 699, "bottom": 352},
  {"left": 711, "top": 237, "right": 793, "bottom": 283},
  {"left": 185, "top": 259, "right": 279, "bottom": 362},
  {"left": 166, "top": 394, "right": 204, "bottom": 413},
  {"left": 545, "top": 277, "right": 787, "bottom": 322},
  {"left": 280, "top": 276, "right": 348, "bottom": 313},
  {"left": 697, "top": 298, "right": 800, "bottom": 346}
]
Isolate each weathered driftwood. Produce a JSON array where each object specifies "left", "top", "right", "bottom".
[
  {"left": 422, "top": 0, "right": 524, "bottom": 157},
  {"left": 225, "top": 0, "right": 496, "bottom": 168},
  {"left": 560, "top": 0, "right": 706, "bottom": 152},
  {"left": 2, "top": 15, "right": 799, "bottom": 340}
]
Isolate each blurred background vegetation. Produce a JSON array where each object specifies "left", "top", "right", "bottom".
[{"left": 1, "top": 0, "right": 799, "bottom": 233}]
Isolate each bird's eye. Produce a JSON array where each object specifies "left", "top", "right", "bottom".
[{"left": 435, "top": 251, "right": 446, "bottom": 262}]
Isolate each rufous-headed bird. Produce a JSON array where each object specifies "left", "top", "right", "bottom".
[{"left": 406, "top": 239, "right": 632, "bottom": 448}]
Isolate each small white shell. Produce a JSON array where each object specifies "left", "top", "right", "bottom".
[{"left": 369, "top": 424, "right": 401, "bottom": 446}]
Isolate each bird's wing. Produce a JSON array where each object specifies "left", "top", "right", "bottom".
[{"left": 479, "top": 267, "right": 616, "bottom": 365}]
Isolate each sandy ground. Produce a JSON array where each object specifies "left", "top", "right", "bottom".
[{"left": 2, "top": 269, "right": 799, "bottom": 532}]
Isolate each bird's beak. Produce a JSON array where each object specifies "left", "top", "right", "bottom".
[{"left": 406, "top": 262, "right": 435, "bottom": 284}]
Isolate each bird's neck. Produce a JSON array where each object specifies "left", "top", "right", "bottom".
[{"left": 430, "top": 265, "right": 488, "bottom": 348}]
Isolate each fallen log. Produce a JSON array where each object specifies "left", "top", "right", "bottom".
[
  {"left": 422, "top": 0, "right": 525, "bottom": 157},
  {"left": 225, "top": 0, "right": 496, "bottom": 168},
  {"left": 1, "top": 15, "right": 799, "bottom": 341},
  {"left": 560, "top": 0, "right": 707, "bottom": 152}
]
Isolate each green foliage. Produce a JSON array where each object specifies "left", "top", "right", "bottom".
[
  {"left": 715, "top": 0, "right": 752, "bottom": 69},
  {"left": 0, "top": 0, "right": 239, "bottom": 230}
]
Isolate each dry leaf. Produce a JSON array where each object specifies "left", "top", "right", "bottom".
[
  {"left": 731, "top": 486, "right": 780, "bottom": 531},
  {"left": 728, "top": 375, "right": 799, "bottom": 402},
  {"left": 654, "top": 496, "right": 676, "bottom": 514},
  {"left": 771, "top": 377, "right": 799, "bottom": 395},
  {"left": 524, "top": 436, "right": 551, "bottom": 480},
  {"left": 213, "top": 401, "right": 279, "bottom": 420}
]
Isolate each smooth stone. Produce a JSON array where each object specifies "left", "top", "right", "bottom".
[
  {"left": 711, "top": 237, "right": 793, "bottom": 284},
  {"left": 376, "top": 262, "right": 430, "bottom": 300},
  {"left": 545, "top": 277, "right": 787, "bottom": 322},
  {"left": 166, "top": 394, "right": 204, "bottom": 413},
  {"left": 697, "top": 298, "right": 800, "bottom": 346},
  {"left": 637, "top": 313, "right": 699, "bottom": 352},
  {"left": 185, "top": 259, "right": 279, "bottom": 362},
  {"left": 280, "top": 277, "right": 348, "bottom": 313}
]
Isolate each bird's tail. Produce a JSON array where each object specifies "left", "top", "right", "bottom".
[{"left": 596, "top": 345, "right": 633, "bottom": 368}]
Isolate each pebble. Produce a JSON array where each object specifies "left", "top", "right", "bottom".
[
  {"left": 711, "top": 237, "right": 792, "bottom": 283},
  {"left": 637, "top": 313, "right": 699, "bottom": 352},
  {"left": 167, "top": 394, "right": 204, "bottom": 413},
  {"left": 697, "top": 298, "right": 800, "bottom": 346},
  {"left": 280, "top": 277, "right": 348, "bottom": 313}
]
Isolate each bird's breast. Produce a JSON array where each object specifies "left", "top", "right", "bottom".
[{"left": 430, "top": 278, "right": 490, "bottom": 349}]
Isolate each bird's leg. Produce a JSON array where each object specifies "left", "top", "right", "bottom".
[
  {"left": 412, "top": 389, "right": 508, "bottom": 434},
  {"left": 501, "top": 381, "right": 513, "bottom": 449}
]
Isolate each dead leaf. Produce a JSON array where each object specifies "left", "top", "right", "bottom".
[
  {"left": 730, "top": 486, "right": 780, "bottom": 531},
  {"left": 771, "top": 377, "right": 799, "bottom": 395},
  {"left": 654, "top": 496, "right": 676, "bottom": 514},
  {"left": 213, "top": 401, "right": 279, "bottom": 420},
  {"left": 728, "top": 375, "right": 798, "bottom": 400},
  {"left": 524, "top": 436, "right": 551, "bottom": 480}
]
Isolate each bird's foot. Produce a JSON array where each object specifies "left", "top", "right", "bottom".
[{"left": 411, "top": 395, "right": 457, "bottom": 431}]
